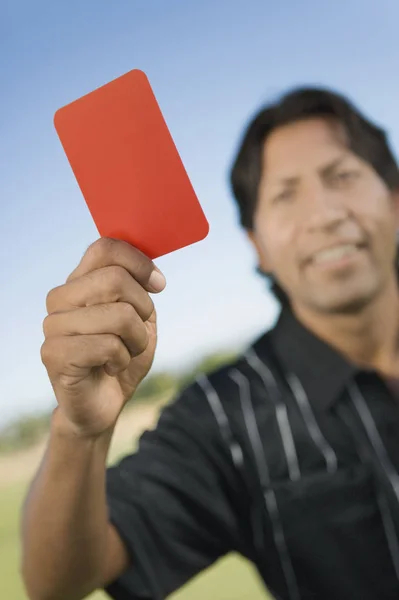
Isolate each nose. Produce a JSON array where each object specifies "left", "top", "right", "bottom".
[{"left": 304, "top": 183, "right": 349, "bottom": 232}]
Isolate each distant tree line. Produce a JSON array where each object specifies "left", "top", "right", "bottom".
[{"left": 0, "top": 350, "right": 238, "bottom": 455}]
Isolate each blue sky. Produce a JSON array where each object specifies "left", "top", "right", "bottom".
[{"left": 2, "top": 0, "right": 399, "bottom": 426}]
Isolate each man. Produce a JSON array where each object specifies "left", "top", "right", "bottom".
[{"left": 21, "top": 87, "right": 399, "bottom": 600}]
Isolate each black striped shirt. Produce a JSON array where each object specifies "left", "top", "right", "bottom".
[{"left": 105, "top": 307, "right": 399, "bottom": 600}]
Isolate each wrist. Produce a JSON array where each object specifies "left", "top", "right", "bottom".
[{"left": 51, "top": 407, "right": 114, "bottom": 449}]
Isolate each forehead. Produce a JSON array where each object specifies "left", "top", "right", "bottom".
[{"left": 262, "top": 118, "right": 352, "bottom": 180}]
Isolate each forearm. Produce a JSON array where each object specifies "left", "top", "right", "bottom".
[{"left": 21, "top": 408, "right": 114, "bottom": 600}]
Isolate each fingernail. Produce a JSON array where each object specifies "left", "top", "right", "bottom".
[{"left": 148, "top": 268, "right": 166, "bottom": 292}]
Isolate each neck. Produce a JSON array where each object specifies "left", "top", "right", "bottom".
[{"left": 291, "top": 277, "right": 399, "bottom": 377}]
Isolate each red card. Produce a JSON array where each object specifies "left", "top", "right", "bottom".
[{"left": 54, "top": 69, "right": 209, "bottom": 259}]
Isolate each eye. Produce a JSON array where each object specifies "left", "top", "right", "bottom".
[
  {"left": 331, "top": 169, "right": 359, "bottom": 185},
  {"left": 273, "top": 188, "right": 295, "bottom": 203}
]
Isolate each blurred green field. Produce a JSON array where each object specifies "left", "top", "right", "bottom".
[{"left": 0, "top": 421, "right": 271, "bottom": 600}]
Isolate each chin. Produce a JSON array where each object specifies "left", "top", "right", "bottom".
[
  {"left": 308, "top": 282, "right": 381, "bottom": 315},
  {"left": 326, "top": 295, "right": 374, "bottom": 315}
]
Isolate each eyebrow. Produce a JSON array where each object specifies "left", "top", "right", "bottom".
[
  {"left": 320, "top": 154, "right": 348, "bottom": 177},
  {"left": 275, "top": 154, "right": 349, "bottom": 187}
]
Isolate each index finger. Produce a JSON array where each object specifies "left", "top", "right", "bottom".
[{"left": 67, "top": 238, "right": 166, "bottom": 293}]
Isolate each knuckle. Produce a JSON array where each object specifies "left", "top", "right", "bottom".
[
  {"left": 117, "top": 301, "right": 137, "bottom": 324},
  {"left": 46, "top": 286, "right": 59, "bottom": 314},
  {"left": 40, "top": 338, "right": 57, "bottom": 367},
  {"left": 89, "top": 237, "right": 115, "bottom": 262},
  {"left": 42, "top": 314, "right": 53, "bottom": 338},
  {"left": 142, "top": 295, "right": 155, "bottom": 320},
  {"left": 135, "top": 333, "right": 148, "bottom": 355},
  {"left": 40, "top": 340, "right": 49, "bottom": 365},
  {"left": 106, "top": 265, "right": 127, "bottom": 293},
  {"left": 107, "top": 334, "right": 123, "bottom": 357}
]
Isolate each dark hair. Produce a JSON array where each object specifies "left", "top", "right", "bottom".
[{"left": 230, "top": 86, "right": 399, "bottom": 304}]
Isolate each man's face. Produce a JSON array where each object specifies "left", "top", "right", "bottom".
[{"left": 251, "top": 117, "right": 399, "bottom": 315}]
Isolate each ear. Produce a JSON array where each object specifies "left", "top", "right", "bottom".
[{"left": 246, "top": 229, "right": 272, "bottom": 273}]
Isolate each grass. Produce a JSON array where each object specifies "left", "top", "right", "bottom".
[
  {"left": 0, "top": 482, "right": 28, "bottom": 599},
  {"left": 86, "top": 555, "right": 268, "bottom": 600},
  {"left": 0, "top": 415, "right": 271, "bottom": 600}
]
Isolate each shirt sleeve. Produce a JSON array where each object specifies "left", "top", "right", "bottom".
[{"left": 104, "top": 382, "right": 249, "bottom": 600}]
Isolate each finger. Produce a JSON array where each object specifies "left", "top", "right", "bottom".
[
  {"left": 41, "top": 334, "right": 131, "bottom": 379},
  {"left": 43, "top": 302, "right": 149, "bottom": 357},
  {"left": 67, "top": 238, "right": 166, "bottom": 293},
  {"left": 46, "top": 265, "right": 154, "bottom": 321}
]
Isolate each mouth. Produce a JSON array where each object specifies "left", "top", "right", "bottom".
[{"left": 307, "top": 243, "right": 367, "bottom": 268}]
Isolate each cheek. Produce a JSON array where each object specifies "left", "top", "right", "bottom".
[
  {"left": 257, "top": 220, "right": 297, "bottom": 272},
  {"left": 353, "top": 179, "right": 396, "bottom": 231},
  {"left": 354, "top": 198, "right": 396, "bottom": 245}
]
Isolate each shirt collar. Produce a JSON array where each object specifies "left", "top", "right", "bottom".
[{"left": 253, "top": 307, "right": 358, "bottom": 411}]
